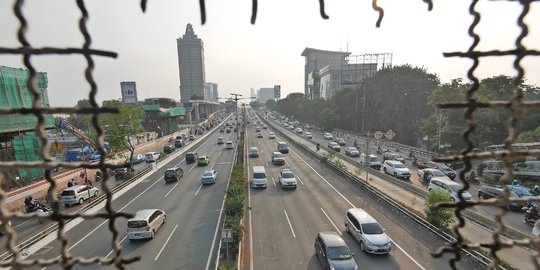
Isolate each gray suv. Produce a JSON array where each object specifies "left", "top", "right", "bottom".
[
  {"left": 314, "top": 231, "right": 357, "bottom": 270},
  {"left": 345, "top": 208, "right": 391, "bottom": 254}
]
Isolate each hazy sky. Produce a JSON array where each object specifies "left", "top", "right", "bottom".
[{"left": 1, "top": 0, "right": 539, "bottom": 107}]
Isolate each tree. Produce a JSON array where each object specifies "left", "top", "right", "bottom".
[
  {"left": 424, "top": 189, "right": 454, "bottom": 229},
  {"left": 65, "top": 99, "right": 92, "bottom": 132},
  {"left": 319, "top": 108, "right": 337, "bottom": 130},
  {"left": 249, "top": 101, "right": 261, "bottom": 108},
  {"left": 265, "top": 99, "right": 277, "bottom": 110},
  {"left": 100, "top": 100, "right": 145, "bottom": 163}
]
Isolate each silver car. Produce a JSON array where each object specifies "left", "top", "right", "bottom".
[
  {"left": 345, "top": 208, "right": 391, "bottom": 254},
  {"left": 201, "top": 170, "right": 218, "bottom": 184},
  {"left": 278, "top": 168, "right": 297, "bottom": 189}
]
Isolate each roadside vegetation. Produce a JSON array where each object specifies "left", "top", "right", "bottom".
[
  {"left": 221, "top": 165, "right": 247, "bottom": 263},
  {"left": 424, "top": 189, "right": 454, "bottom": 230}
]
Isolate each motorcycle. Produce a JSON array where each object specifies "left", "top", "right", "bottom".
[
  {"left": 316, "top": 144, "right": 320, "bottom": 151},
  {"left": 465, "top": 172, "right": 480, "bottom": 185},
  {"left": 25, "top": 202, "right": 54, "bottom": 224},
  {"left": 376, "top": 149, "right": 383, "bottom": 155},
  {"left": 523, "top": 203, "right": 540, "bottom": 226}
]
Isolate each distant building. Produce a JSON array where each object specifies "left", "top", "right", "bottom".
[
  {"left": 250, "top": 88, "right": 257, "bottom": 99},
  {"left": 301, "top": 48, "right": 391, "bottom": 100},
  {"left": 120, "top": 81, "right": 138, "bottom": 104},
  {"left": 258, "top": 88, "right": 275, "bottom": 104},
  {"left": 205, "top": 82, "right": 218, "bottom": 101},
  {"left": 177, "top": 23, "right": 206, "bottom": 102}
]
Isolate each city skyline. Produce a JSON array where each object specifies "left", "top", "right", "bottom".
[{"left": 0, "top": 1, "right": 538, "bottom": 107}]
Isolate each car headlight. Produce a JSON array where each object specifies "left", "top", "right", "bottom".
[{"left": 366, "top": 241, "right": 375, "bottom": 247}]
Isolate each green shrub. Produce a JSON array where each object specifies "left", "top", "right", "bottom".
[{"left": 425, "top": 189, "right": 455, "bottom": 229}]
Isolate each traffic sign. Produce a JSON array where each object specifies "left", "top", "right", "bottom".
[
  {"left": 384, "top": 129, "right": 395, "bottom": 140},
  {"left": 221, "top": 228, "right": 233, "bottom": 242},
  {"left": 374, "top": 131, "right": 383, "bottom": 140},
  {"left": 51, "top": 140, "right": 63, "bottom": 152}
]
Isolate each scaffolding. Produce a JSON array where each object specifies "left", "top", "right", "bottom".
[{"left": 0, "top": 66, "right": 55, "bottom": 134}]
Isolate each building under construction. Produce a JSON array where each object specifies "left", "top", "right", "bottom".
[{"left": 0, "top": 66, "right": 55, "bottom": 185}]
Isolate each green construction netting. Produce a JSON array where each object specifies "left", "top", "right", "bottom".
[
  {"left": 0, "top": 66, "right": 54, "bottom": 133},
  {"left": 13, "top": 132, "right": 44, "bottom": 179}
]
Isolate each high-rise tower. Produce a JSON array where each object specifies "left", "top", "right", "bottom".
[{"left": 177, "top": 23, "right": 206, "bottom": 102}]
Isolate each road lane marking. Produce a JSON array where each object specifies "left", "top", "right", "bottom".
[
  {"left": 265, "top": 162, "right": 269, "bottom": 167},
  {"left": 218, "top": 151, "right": 222, "bottom": 156},
  {"left": 14, "top": 220, "right": 31, "bottom": 229},
  {"left": 296, "top": 176, "right": 304, "bottom": 186},
  {"left": 283, "top": 210, "right": 296, "bottom": 238},
  {"left": 195, "top": 183, "right": 203, "bottom": 196},
  {"left": 290, "top": 148, "right": 427, "bottom": 270},
  {"left": 188, "top": 164, "right": 197, "bottom": 173},
  {"left": 272, "top": 177, "right": 276, "bottom": 187},
  {"left": 154, "top": 224, "right": 178, "bottom": 261},
  {"left": 320, "top": 208, "right": 341, "bottom": 236},
  {"left": 104, "top": 235, "right": 127, "bottom": 260},
  {"left": 164, "top": 183, "right": 178, "bottom": 198}
]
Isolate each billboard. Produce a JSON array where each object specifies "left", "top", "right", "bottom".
[{"left": 274, "top": 85, "right": 281, "bottom": 99}]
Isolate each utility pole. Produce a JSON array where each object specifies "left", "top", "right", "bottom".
[{"left": 230, "top": 93, "right": 242, "bottom": 140}]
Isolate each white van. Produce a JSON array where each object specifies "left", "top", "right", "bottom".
[
  {"left": 428, "top": 178, "right": 472, "bottom": 201},
  {"left": 126, "top": 209, "right": 166, "bottom": 240},
  {"left": 360, "top": 153, "right": 382, "bottom": 170},
  {"left": 252, "top": 166, "right": 268, "bottom": 188}
]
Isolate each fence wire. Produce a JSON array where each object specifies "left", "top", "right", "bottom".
[{"left": 0, "top": 0, "right": 539, "bottom": 269}]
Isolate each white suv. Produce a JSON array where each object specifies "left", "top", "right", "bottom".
[
  {"left": 382, "top": 160, "right": 411, "bottom": 180},
  {"left": 428, "top": 178, "right": 472, "bottom": 201},
  {"left": 279, "top": 168, "right": 297, "bottom": 189},
  {"left": 323, "top": 132, "right": 333, "bottom": 140}
]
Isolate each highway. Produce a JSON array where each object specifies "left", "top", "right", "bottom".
[
  {"left": 246, "top": 113, "right": 483, "bottom": 270},
  {"left": 270, "top": 117, "right": 533, "bottom": 236},
  {"left": 14, "top": 116, "right": 238, "bottom": 270}
]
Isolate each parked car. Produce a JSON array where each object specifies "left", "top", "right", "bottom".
[
  {"left": 271, "top": 152, "right": 286, "bottom": 165},
  {"left": 382, "top": 160, "right": 411, "bottom": 180},
  {"left": 145, "top": 152, "right": 160, "bottom": 163},
  {"left": 197, "top": 156, "right": 210, "bottom": 166},
  {"left": 417, "top": 168, "right": 450, "bottom": 184},
  {"left": 323, "top": 132, "right": 334, "bottom": 140},
  {"left": 345, "top": 208, "right": 391, "bottom": 254},
  {"left": 163, "top": 144, "right": 175, "bottom": 154},
  {"left": 217, "top": 137, "right": 224, "bottom": 144},
  {"left": 225, "top": 141, "right": 234, "bottom": 149},
  {"left": 268, "top": 132, "right": 276, "bottom": 139},
  {"left": 249, "top": 147, "right": 260, "bottom": 158},
  {"left": 164, "top": 167, "right": 184, "bottom": 182},
  {"left": 201, "top": 170, "right": 218, "bottom": 184},
  {"left": 328, "top": 142, "right": 341, "bottom": 152},
  {"left": 61, "top": 185, "right": 99, "bottom": 206},
  {"left": 279, "top": 168, "right": 297, "bottom": 189},
  {"left": 345, "top": 147, "right": 360, "bottom": 157},
  {"left": 428, "top": 178, "right": 472, "bottom": 201},
  {"left": 185, "top": 152, "right": 199, "bottom": 164},
  {"left": 131, "top": 154, "right": 145, "bottom": 165},
  {"left": 314, "top": 232, "right": 357, "bottom": 270},
  {"left": 126, "top": 209, "right": 166, "bottom": 240}
]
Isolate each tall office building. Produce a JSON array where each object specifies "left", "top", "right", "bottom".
[
  {"left": 177, "top": 23, "right": 206, "bottom": 102},
  {"left": 209, "top": 82, "right": 218, "bottom": 101}
]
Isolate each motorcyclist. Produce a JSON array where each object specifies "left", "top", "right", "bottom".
[
  {"left": 25, "top": 196, "right": 42, "bottom": 212},
  {"left": 526, "top": 204, "right": 540, "bottom": 224},
  {"left": 316, "top": 143, "right": 320, "bottom": 151}
]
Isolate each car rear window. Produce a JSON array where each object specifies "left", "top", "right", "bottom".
[
  {"left": 253, "top": 172, "right": 266, "bottom": 179},
  {"left": 127, "top": 220, "right": 147, "bottom": 228},
  {"left": 186, "top": 153, "right": 194, "bottom": 158},
  {"left": 165, "top": 170, "right": 176, "bottom": 177},
  {"left": 282, "top": 172, "right": 294, "bottom": 178},
  {"left": 61, "top": 190, "right": 75, "bottom": 196}
]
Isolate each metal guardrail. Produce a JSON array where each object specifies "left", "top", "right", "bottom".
[{"left": 260, "top": 114, "right": 504, "bottom": 269}]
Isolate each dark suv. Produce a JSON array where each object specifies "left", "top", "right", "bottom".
[
  {"left": 163, "top": 144, "right": 175, "bottom": 154},
  {"left": 185, "top": 152, "right": 198, "bottom": 164},
  {"left": 164, "top": 167, "right": 184, "bottom": 182},
  {"left": 314, "top": 232, "right": 357, "bottom": 270}
]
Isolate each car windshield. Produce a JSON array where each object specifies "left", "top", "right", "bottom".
[
  {"left": 432, "top": 170, "right": 446, "bottom": 177},
  {"left": 370, "top": 157, "right": 379, "bottom": 162},
  {"left": 282, "top": 172, "right": 294, "bottom": 178},
  {"left": 361, "top": 222, "right": 384, "bottom": 234},
  {"left": 127, "top": 220, "right": 147, "bottom": 228},
  {"left": 394, "top": 163, "right": 406, "bottom": 169},
  {"left": 438, "top": 164, "right": 450, "bottom": 170},
  {"left": 253, "top": 172, "right": 266, "bottom": 178},
  {"left": 326, "top": 246, "right": 352, "bottom": 260},
  {"left": 274, "top": 154, "right": 284, "bottom": 158},
  {"left": 198, "top": 157, "right": 206, "bottom": 161}
]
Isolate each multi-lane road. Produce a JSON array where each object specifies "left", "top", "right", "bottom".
[
  {"left": 245, "top": 113, "right": 482, "bottom": 270},
  {"left": 11, "top": 117, "right": 238, "bottom": 269}
]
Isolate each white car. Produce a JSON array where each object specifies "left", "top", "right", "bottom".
[
  {"left": 201, "top": 170, "right": 218, "bottom": 184},
  {"left": 145, "top": 152, "right": 160, "bottom": 163},
  {"left": 268, "top": 132, "right": 276, "bottom": 139},
  {"left": 127, "top": 209, "right": 166, "bottom": 240},
  {"left": 328, "top": 142, "right": 341, "bottom": 152},
  {"left": 382, "top": 160, "right": 411, "bottom": 179},
  {"left": 279, "top": 169, "right": 297, "bottom": 189},
  {"left": 225, "top": 141, "right": 234, "bottom": 149},
  {"left": 323, "top": 132, "right": 333, "bottom": 140},
  {"left": 305, "top": 132, "right": 313, "bottom": 139},
  {"left": 295, "top": 128, "right": 303, "bottom": 134}
]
